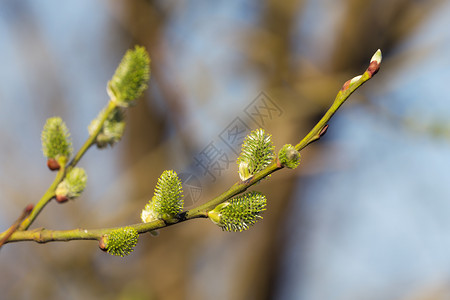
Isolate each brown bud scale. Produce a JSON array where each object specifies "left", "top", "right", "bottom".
[
  {"left": 341, "top": 79, "right": 351, "bottom": 91},
  {"left": 25, "top": 204, "right": 34, "bottom": 213},
  {"left": 47, "top": 158, "right": 60, "bottom": 171},
  {"left": 98, "top": 236, "right": 107, "bottom": 251},
  {"left": 276, "top": 157, "right": 283, "bottom": 168},
  {"left": 55, "top": 195, "right": 68, "bottom": 203},
  {"left": 367, "top": 61, "right": 380, "bottom": 77},
  {"left": 319, "top": 124, "right": 329, "bottom": 137}
]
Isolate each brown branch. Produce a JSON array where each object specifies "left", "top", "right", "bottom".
[{"left": 0, "top": 204, "right": 33, "bottom": 248}]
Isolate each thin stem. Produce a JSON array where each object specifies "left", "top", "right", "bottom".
[
  {"left": 185, "top": 163, "right": 281, "bottom": 219},
  {"left": 295, "top": 70, "right": 373, "bottom": 152},
  {"left": 6, "top": 220, "right": 167, "bottom": 243},
  {"left": 0, "top": 204, "right": 33, "bottom": 247},
  {"left": 68, "top": 101, "right": 117, "bottom": 169},
  {"left": 17, "top": 162, "right": 66, "bottom": 231},
  {"left": 13, "top": 101, "right": 117, "bottom": 232},
  {"left": 6, "top": 228, "right": 105, "bottom": 243}
]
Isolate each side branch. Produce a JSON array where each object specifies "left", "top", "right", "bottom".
[
  {"left": 0, "top": 204, "right": 33, "bottom": 247},
  {"left": 15, "top": 101, "right": 117, "bottom": 232},
  {"left": 295, "top": 49, "right": 381, "bottom": 151}
]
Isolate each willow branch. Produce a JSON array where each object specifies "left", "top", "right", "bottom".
[
  {"left": 17, "top": 161, "right": 67, "bottom": 231},
  {"left": 1, "top": 50, "right": 382, "bottom": 245}
]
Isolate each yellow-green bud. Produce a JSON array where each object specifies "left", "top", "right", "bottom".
[
  {"left": 278, "top": 144, "right": 301, "bottom": 169},
  {"left": 107, "top": 45, "right": 150, "bottom": 107},
  {"left": 237, "top": 129, "right": 274, "bottom": 181},
  {"left": 41, "top": 117, "right": 72, "bottom": 169},
  {"left": 101, "top": 227, "right": 138, "bottom": 257},
  {"left": 208, "top": 191, "right": 267, "bottom": 232},
  {"left": 141, "top": 170, "right": 184, "bottom": 223},
  {"left": 88, "top": 107, "right": 126, "bottom": 148},
  {"left": 55, "top": 167, "right": 87, "bottom": 202}
]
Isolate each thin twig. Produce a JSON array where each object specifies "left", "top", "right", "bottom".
[
  {"left": 0, "top": 204, "right": 34, "bottom": 248},
  {"left": 16, "top": 101, "right": 117, "bottom": 232}
]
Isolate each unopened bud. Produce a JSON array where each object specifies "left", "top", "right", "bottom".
[
  {"left": 278, "top": 144, "right": 301, "bottom": 169},
  {"left": 367, "top": 49, "right": 382, "bottom": 77},
  {"left": 55, "top": 168, "right": 87, "bottom": 202},
  {"left": 41, "top": 117, "right": 72, "bottom": 169}
]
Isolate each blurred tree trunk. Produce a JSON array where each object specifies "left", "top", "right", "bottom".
[
  {"left": 229, "top": 1, "right": 307, "bottom": 299},
  {"left": 107, "top": 1, "right": 200, "bottom": 299}
]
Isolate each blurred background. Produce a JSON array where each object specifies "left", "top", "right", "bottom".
[{"left": 1, "top": 0, "right": 450, "bottom": 299}]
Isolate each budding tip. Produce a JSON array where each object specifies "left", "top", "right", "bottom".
[
  {"left": 367, "top": 49, "right": 382, "bottom": 77},
  {"left": 370, "top": 49, "right": 382, "bottom": 64}
]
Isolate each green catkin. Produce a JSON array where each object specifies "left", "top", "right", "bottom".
[
  {"left": 237, "top": 129, "right": 274, "bottom": 181},
  {"left": 41, "top": 117, "right": 73, "bottom": 160},
  {"left": 208, "top": 191, "right": 267, "bottom": 232},
  {"left": 107, "top": 46, "right": 150, "bottom": 107},
  {"left": 141, "top": 170, "right": 184, "bottom": 223},
  {"left": 105, "top": 227, "right": 138, "bottom": 257}
]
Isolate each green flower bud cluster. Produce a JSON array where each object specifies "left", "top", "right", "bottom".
[
  {"left": 107, "top": 45, "right": 150, "bottom": 107},
  {"left": 88, "top": 107, "right": 126, "bottom": 148},
  {"left": 208, "top": 191, "right": 267, "bottom": 232},
  {"left": 278, "top": 144, "right": 301, "bottom": 169},
  {"left": 103, "top": 227, "right": 138, "bottom": 257},
  {"left": 141, "top": 170, "right": 184, "bottom": 223},
  {"left": 55, "top": 167, "right": 87, "bottom": 203},
  {"left": 88, "top": 46, "right": 150, "bottom": 149},
  {"left": 41, "top": 117, "right": 73, "bottom": 169},
  {"left": 237, "top": 129, "right": 274, "bottom": 181}
]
